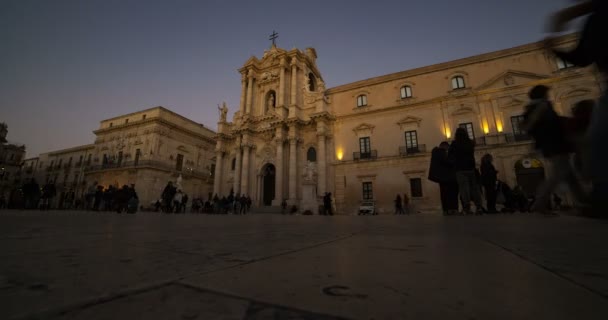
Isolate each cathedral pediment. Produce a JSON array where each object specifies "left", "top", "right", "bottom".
[{"left": 477, "top": 70, "right": 549, "bottom": 91}]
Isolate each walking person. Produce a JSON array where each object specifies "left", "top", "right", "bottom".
[
  {"left": 429, "top": 142, "right": 459, "bottom": 215},
  {"left": 522, "top": 85, "right": 587, "bottom": 214},
  {"left": 173, "top": 190, "right": 183, "bottom": 213},
  {"left": 323, "top": 192, "right": 333, "bottom": 216},
  {"left": 480, "top": 154, "right": 499, "bottom": 213},
  {"left": 449, "top": 128, "right": 483, "bottom": 215},
  {"left": 394, "top": 194, "right": 404, "bottom": 215},
  {"left": 545, "top": 0, "right": 608, "bottom": 217},
  {"left": 402, "top": 193, "right": 410, "bottom": 215}
]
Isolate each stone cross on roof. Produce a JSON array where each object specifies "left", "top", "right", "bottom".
[{"left": 269, "top": 30, "right": 278, "bottom": 47}]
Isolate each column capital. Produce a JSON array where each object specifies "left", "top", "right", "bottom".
[
  {"left": 247, "top": 69, "right": 255, "bottom": 78},
  {"left": 274, "top": 137, "right": 286, "bottom": 145},
  {"left": 288, "top": 137, "right": 301, "bottom": 144},
  {"left": 290, "top": 59, "right": 298, "bottom": 68},
  {"left": 241, "top": 74, "right": 247, "bottom": 83},
  {"left": 280, "top": 57, "right": 286, "bottom": 66}
]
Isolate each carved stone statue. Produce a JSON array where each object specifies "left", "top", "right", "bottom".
[
  {"left": 268, "top": 93, "right": 275, "bottom": 107},
  {"left": 303, "top": 160, "right": 316, "bottom": 181},
  {"left": 219, "top": 102, "right": 228, "bottom": 122}
]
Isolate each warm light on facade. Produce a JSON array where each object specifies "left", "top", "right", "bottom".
[
  {"left": 444, "top": 127, "right": 451, "bottom": 139},
  {"left": 336, "top": 149, "right": 343, "bottom": 161},
  {"left": 496, "top": 121, "right": 504, "bottom": 133},
  {"left": 483, "top": 121, "right": 490, "bottom": 134}
]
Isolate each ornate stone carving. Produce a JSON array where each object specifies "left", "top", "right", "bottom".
[{"left": 302, "top": 160, "right": 317, "bottom": 182}]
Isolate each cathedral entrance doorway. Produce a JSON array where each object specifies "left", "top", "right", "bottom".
[{"left": 262, "top": 163, "right": 276, "bottom": 206}]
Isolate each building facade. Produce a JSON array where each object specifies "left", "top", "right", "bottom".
[
  {"left": 18, "top": 107, "right": 217, "bottom": 209},
  {"left": 214, "top": 34, "right": 603, "bottom": 214},
  {"left": 83, "top": 107, "right": 216, "bottom": 207},
  {"left": 0, "top": 123, "right": 26, "bottom": 201}
]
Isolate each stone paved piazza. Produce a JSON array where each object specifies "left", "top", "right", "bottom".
[{"left": 1, "top": 210, "right": 607, "bottom": 319}]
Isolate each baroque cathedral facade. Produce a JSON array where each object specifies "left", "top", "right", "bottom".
[{"left": 214, "top": 33, "right": 603, "bottom": 214}]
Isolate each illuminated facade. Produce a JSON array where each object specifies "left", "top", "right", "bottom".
[{"left": 215, "top": 33, "right": 603, "bottom": 214}]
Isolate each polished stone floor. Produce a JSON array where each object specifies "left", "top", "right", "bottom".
[{"left": 1, "top": 210, "right": 607, "bottom": 319}]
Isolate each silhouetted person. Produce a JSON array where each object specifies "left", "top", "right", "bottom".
[
  {"left": 523, "top": 85, "right": 586, "bottom": 213},
  {"left": 323, "top": 192, "right": 333, "bottom": 215},
  {"left": 429, "top": 141, "right": 458, "bottom": 215},
  {"left": 161, "top": 182, "right": 176, "bottom": 213},
  {"left": 449, "top": 128, "right": 483, "bottom": 214},
  {"left": 480, "top": 154, "right": 499, "bottom": 213},
  {"left": 546, "top": 1, "right": 608, "bottom": 217},
  {"left": 394, "top": 195, "right": 404, "bottom": 214}
]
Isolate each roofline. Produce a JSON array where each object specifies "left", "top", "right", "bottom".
[
  {"left": 99, "top": 106, "right": 216, "bottom": 135},
  {"left": 326, "top": 33, "right": 579, "bottom": 94},
  {"left": 47, "top": 144, "right": 96, "bottom": 156}
]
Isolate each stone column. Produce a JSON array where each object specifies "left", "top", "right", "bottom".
[
  {"left": 273, "top": 133, "right": 284, "bottom": 204},
  {"left": 241, "top": 143, "right": 251, "bottom": 196},
  {"left": 233, "top": 137, "right": 242, "bottom": 194},
  {"left": 278, "top": 58, "right": 286, "bottom": 107},
  {"left": 239, "top": 74, "right": 247, "bottom": 115},
  {"left": 288, "top": 126, "right": 298, "bottom": 201},
  {"left": 213, "top": 151, "right": 223, "bottom": 196},
  {"left": 246, "top": 69, "right": 254, "bottom": 114},
  {"left": 317, "top": 133, "right": 326, "bottom": 196},
  {"left": 290, "top": 60, "right": 297, "bottom": 106}
]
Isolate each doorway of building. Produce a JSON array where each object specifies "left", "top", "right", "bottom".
[{"left": 262, "top": 164, "right": 276, "bottom": 206}]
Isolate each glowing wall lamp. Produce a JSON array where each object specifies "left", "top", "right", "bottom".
[
  {"left": 483, "top": 121, "right": 490, "bottom": 134},
  {"left": 336, "top": 149, "right": 344, "bottom": 161},
  {"left": 496, "top": 120, "right": 504, "bottom": 133},
  {"left": 444, "top": 127, "right": 451, "bottom": 139}
]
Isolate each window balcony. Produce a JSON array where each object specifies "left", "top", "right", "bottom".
[
  {"left": 399, "top": 145, "right": 426, "bottom": 156},
  {"left": 353, "top": 150, "right": 378, "bottom": 161},
  {"left": 505, "top": 133, "right": 532, "bottom": 143}
]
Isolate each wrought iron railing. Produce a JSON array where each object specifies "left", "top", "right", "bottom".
[
  {"left": 353, "top": 150, "right": 378, "bottom": 161},
  {"left": 399, "top": 144, "right": 426, "bottom": 156}
]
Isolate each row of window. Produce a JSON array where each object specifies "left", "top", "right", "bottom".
[
  {"left": 355, "top": 57, "right": 577, "bottom": 108},
  {"left": 362, "top": 178, "right": 423, "bottom": 200},
  {"left": 356, "top": 116, "right": 528, "bottom": 157},
  {"left": 356, "top": 76, "right": 466, "bottom": 107}
]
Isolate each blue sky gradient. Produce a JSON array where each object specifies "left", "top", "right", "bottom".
[{"left": 0, "top": 0, "right": 574, "bottom": 157}]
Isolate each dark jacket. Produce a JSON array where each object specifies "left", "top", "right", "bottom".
[
  {"left": 428, "top": 147, "right": 456, "bottom": 183},
  {"left": 480, "top": 162, "right": 498, "bottom": 186},
  {"left": 448, "top": 140, "right": 476, "bottom": 171},
  {"left": 553, "top": 1, "right": 608, "bottom": 74},
  {"left": 523, "top": 99, "right": 571, "bottom": 157}
]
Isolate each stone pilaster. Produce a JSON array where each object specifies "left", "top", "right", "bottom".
[
  {"left": 239, "top": 74, "right": 247, "bottom": 116},
  {"left": 246, "top": 69, "right": 254, "bottom": 114},
  {"left": 278, "top": 57, "right": 286, "bottom": 107},
  {"left": 273, "top": 131, "right": 284, "bottom": 205},
  {"left": 290, "top": 59, "right": 297, "bottom": 108},
  {"left": 241, "top": 142, "right": 251, "bottom": 197},
  {"left": 317, "top": 133, "right": 327, "bottom": 196},
  {"left": 288, "top": 126, "right": 298, "bottom": 202},
  {"left": 213, "top": 150, "right": 223, "bottom": 197},
  {"left": 233, "top": 136, "right": 242, "bottom": 195}
]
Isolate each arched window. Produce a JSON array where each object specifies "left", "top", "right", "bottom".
[
  {"left": 307, "top": 147, "right": 317, "bottom": 162},
  {"left": 308, "top": 73, "right": 317, "bottom": 91},
  {"left": 400, "top": 86, "right": 412, "bottom": 99},
  {"left": 451, "top": 76, "right": 466, "bottom": 89},
  {"left": 357, "top": 94, "right": 367, "bottom": 107},
  {"left": 231, "top": 158, "right": 236, "bottom": 170}
]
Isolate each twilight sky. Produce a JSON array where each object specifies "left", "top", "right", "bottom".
[{"left": 1, "top": 0, "right": 576, "bottom": 158}]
